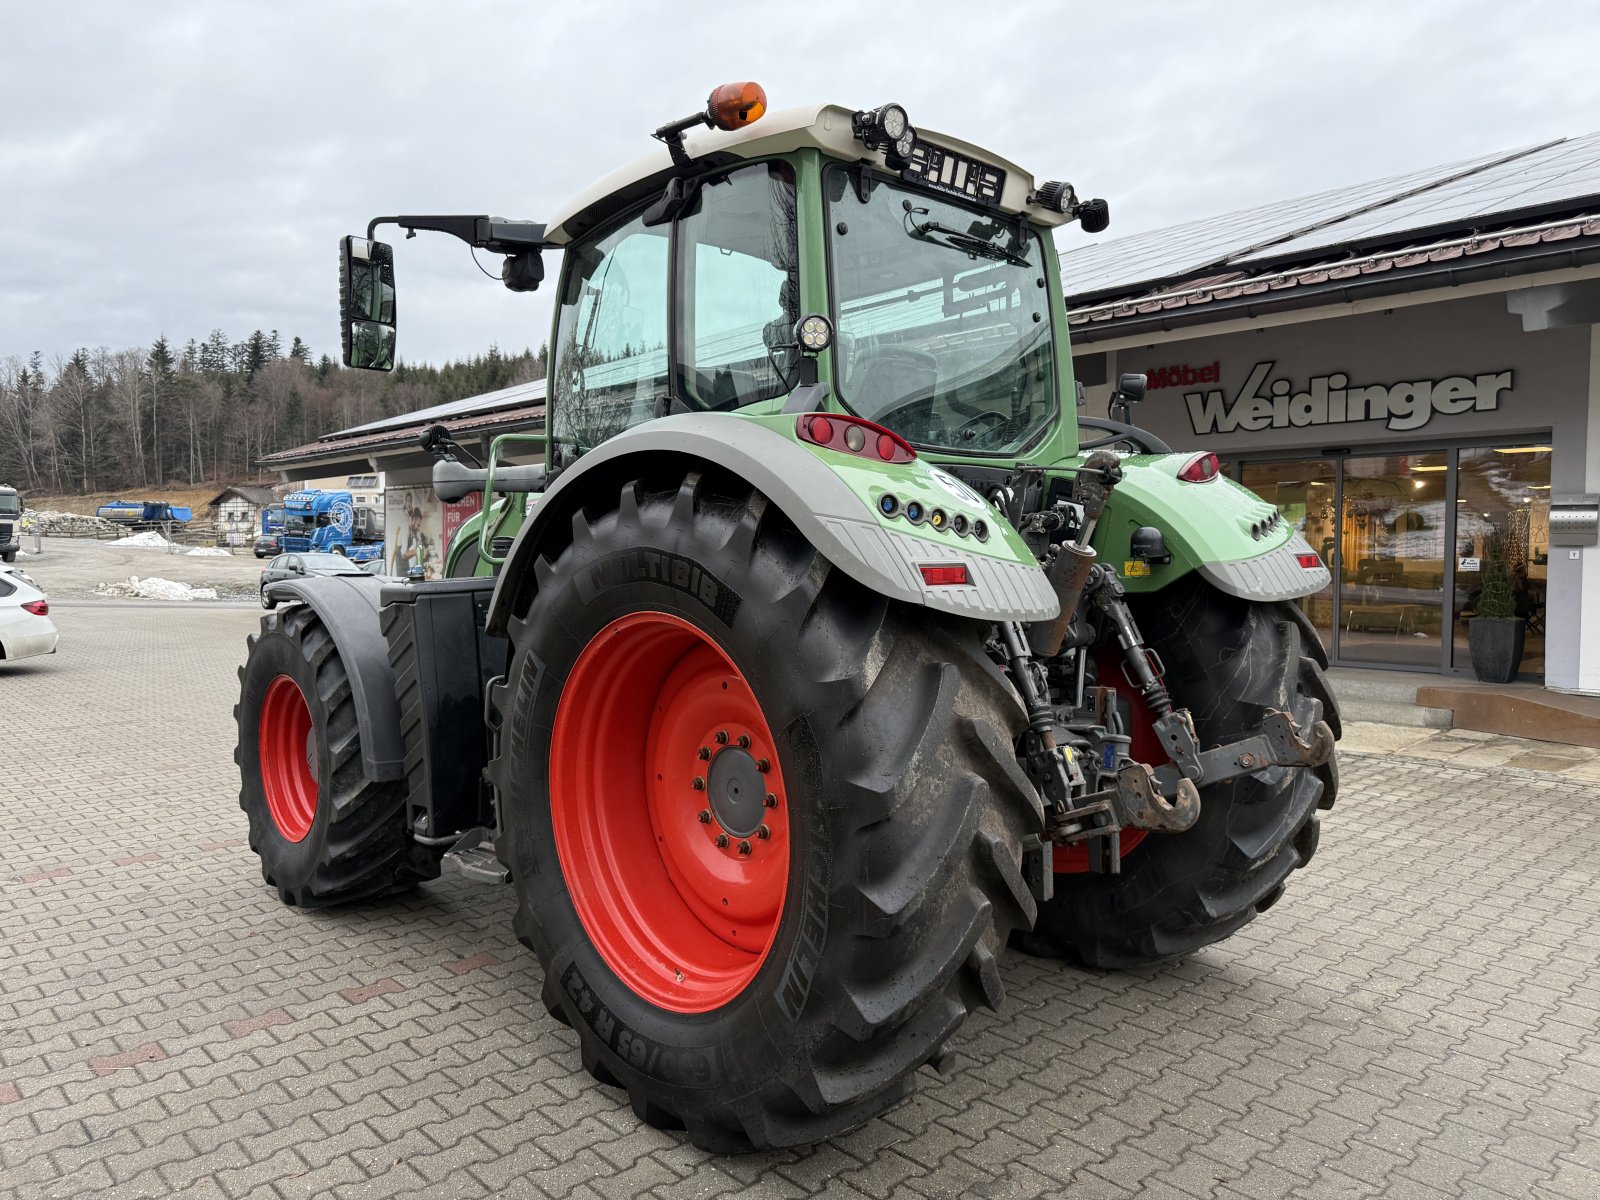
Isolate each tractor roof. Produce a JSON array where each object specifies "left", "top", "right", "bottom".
[{"left": 543, "top": 103, "right": 1068, "bottom": 246}]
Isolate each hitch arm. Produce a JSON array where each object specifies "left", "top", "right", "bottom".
[{"left": 1150, "top": 709, "right": 1336, "bottom": 797}]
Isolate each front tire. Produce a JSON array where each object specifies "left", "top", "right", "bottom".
[
  {"left": 235, "top": 604, "right": 439, "bottom": 906},
  {"left": 1020, "top": 578, "right": 1340, "bottom": 968},
  {"left": 493, "top": 469, "right": 1042, "bottom": 1151}
]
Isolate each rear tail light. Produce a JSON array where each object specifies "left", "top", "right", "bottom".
[
  {"left": 919, "top": 564, "right": 971, "bottom": 587},
  {"left": 22, "top": 599, "right": 47, "bottom": 616},
  {"left": 1176, "top": 452, "right": 1220, "bottom": 483},
  {"left": 797, "top": 413, "right": 916, "bottom": 463},
  {"left": 1296, "top": 552, "right": 1323, "bottom": 569}
]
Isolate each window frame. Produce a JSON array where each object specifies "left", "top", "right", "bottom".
[
  {"left": 672, "top": 160, "right": 801, "bottom": 413},
  {"left": 820, "top": 163, "right": 1061, "bottom": 460},
  {"left": 548, "top": 156, "right": 801, "bottom": 461}
]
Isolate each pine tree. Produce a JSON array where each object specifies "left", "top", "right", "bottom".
[{"left": 289, "top": 336, "right": 310, "bottom": 363}]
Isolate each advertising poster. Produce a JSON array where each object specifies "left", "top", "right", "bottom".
[
  {"left": 385, "top": 485, "right": 443, "bottom": 580},
  {"left": 443, "top": 492, "right": 483, "bottom": 559}
]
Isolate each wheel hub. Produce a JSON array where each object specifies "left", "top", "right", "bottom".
[{"left": 706, "top": 745, "right": 764, "bottom": 838}]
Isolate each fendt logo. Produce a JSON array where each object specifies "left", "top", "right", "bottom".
[{"left": 1182, "top": 360, "right": 1514, "bottom": 435}]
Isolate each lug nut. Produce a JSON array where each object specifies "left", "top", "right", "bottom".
[
  {"left": 691, "top": 776, "right": 706, "bottom": 791},
  {"left": 765, "top": 793, "right": 778, "bottom": 808},
  {"left": 697, "top": 809, "right": 712, "bottom": 824},
  {"left": 697, "top": 746, "right": 711, "bottom": 761},
  {"left": 757, "top": 824, "right": 770, "bottom": 840},
  {"left": 715, "top": 730, "right": 729, "bottom": 745},
  {"left": 737, "top": 840, "right": 752, "bottom": 855},
  {"left": 737, "top": 734, "right": 751, "bottom": 749},
  {"left": 715, "top": 833, "right": 729, "bottom": 848},
  {"left": 756, "top": 758, "right": 770, "bottom": 773}
]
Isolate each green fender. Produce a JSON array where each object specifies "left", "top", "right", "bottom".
[
  {"left": 484, "top": 412, "right": 1059, "bottom": 637},
  {"left": 1087, "top": 454, "right": 1332, "bottom": 601}
]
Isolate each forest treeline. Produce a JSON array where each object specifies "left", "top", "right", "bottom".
[{"left": 0, "top": 331, "right": 546, "bottom": 495}]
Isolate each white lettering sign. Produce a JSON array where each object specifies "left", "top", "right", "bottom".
[{"left": 1184, "top": 361, "right": 1514, "bottom": 436}]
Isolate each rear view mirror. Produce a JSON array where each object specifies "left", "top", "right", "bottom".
[{"left": 340, "top": 236, "right": 397, "bottom": 371}]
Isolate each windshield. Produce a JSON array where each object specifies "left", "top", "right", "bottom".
[
  {"left": 0, "top": 494, "right": 19, "bottom": 517},
  {"left": 826, "top": 168, "right": 1057, "bottom": 455},
  {"left": 301, "top": 554, "right": 357, "bottom": 570}
]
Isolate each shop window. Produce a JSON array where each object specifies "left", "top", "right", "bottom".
[{"left": 1452, "top": 445, "right": 1550, "bottom": 676}]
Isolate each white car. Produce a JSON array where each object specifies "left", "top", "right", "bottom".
[{"left": 0, "top": 568, "right": 58, "bottom": 663}]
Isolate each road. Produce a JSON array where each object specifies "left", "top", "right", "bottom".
[
  {"left": 13, "top": 536, "right": 270, "bottom": 600},
  {"left": 3, "top": 604, "right": 1599, "bottom": 1199}
]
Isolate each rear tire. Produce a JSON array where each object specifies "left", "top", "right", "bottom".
[
  {"left": 235, "top": 604, "right": 439, "bottom": 906},
  {"left": 492, "top": 469, "right": 1042, "bottom": 1151},
  {"left": 1018, "top": 578, "right": 1339, "bottom": 968}
]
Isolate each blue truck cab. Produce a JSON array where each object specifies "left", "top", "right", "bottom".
[{"left": 280, "top": 490, "right": 384, "bottom": 563}]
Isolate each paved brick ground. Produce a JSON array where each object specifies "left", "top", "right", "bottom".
[{"left": 5, "top": 602, "right": 1600, "bottom": 1199}]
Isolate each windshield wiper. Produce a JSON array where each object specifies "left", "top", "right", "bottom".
[{"left": 901, "top": 201, "right": 1030, "bottom": 268}]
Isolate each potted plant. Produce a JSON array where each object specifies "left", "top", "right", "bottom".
[{"left": 1467, "top": 531, "right": 1526, "bottom": 683}]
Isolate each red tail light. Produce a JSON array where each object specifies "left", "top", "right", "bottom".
[
  {"left": 1296, "top": 553, "right": 1323, "bottom": 569},
  {"left": 1176, "top": 452, "right": 1220, "bottom": 483},
  {"left": 919, "top": 564, "right": 971, "bottom": 587},
  {"left": 797, "top": 413, "right": 916, "bottom": 464},
  {"left": 22, "top": 599, "right": 48, "bottom": 616}
]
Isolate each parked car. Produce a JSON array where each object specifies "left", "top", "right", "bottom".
[
  {"left": 259, "top": 552, "right": 369, "bottom": 609},
  {"left": 253, "top": 533, "right": 282, "bottom": 559},
  {"left": 0, "top": 568, "right": 58, "bottom": 663}
]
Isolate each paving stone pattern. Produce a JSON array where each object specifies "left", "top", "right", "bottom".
[{"left": 4, "top": 603, "right": 1600, "bottom": 1199}]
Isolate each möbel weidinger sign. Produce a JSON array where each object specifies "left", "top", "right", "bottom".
[{"left": 1182, "top": 360, "right": 1515, "bottom": 435}]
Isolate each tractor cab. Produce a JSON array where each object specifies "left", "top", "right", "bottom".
[{"left": 338, "top": 86, "right": 1108, "bottom": 477}]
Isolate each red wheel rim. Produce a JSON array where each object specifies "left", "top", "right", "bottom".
[
  {"left": 550, "top": 612, "right": 791, "bottom": 1014},
  {"left": 259, "top": 675, "right": 318, "bottom": 843},
  {"left": 1053, "top": 651, "right": 1153, "bottom": 874}
]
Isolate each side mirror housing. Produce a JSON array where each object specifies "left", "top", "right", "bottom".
[{"left": 340, "top": 236, "right": 397, "bottom": 371}]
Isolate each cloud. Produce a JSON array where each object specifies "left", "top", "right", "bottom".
[{"left": 4, "top": 0, "right": 1597, "bottom": 365}]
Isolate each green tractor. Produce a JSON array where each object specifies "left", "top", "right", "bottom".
[{"left": 237, "top": 84, "right": 1338, "bottom": 1152}]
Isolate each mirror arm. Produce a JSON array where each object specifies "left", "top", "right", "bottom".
[{"left": 365, "top": 215, "right": 550, "bottom": 254}]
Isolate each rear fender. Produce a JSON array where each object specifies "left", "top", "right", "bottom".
[
  {"left": 264, "top": 574, "right": 404, "bottom": 780},
  {"left": 1093, "top": 455, "right": 1333, "bottom": 601},
  {"left": 485, "top": 412, "right": 1059, "bottom": 636}
]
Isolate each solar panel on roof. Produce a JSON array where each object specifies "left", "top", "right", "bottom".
[
  {"left": 1232, "top": 132, "right": 1600, "bottom": 264},
  {"left": 1058, "top": 137, "right": 1596, "bottom": 300}
]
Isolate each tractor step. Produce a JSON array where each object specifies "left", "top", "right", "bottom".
[{"left": 441, "top": 828, "right": 510, "bottom": 884}]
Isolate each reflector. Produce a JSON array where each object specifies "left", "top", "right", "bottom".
[{"left": 919, "top": 564, "right": 971, "bottom": 587}]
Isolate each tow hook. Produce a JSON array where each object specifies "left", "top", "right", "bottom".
[{"left": 1149, "top": 708, "right": 1335, "bottom": 798}]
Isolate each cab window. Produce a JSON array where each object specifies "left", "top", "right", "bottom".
[
  {"left": 551, "top": 215, "right": 670, "bottom": 451},
  {"left": 676, "top": 162, "right": 799, "bottom": 409}
]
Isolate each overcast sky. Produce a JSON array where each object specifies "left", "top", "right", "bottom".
[{"left": 5, "top": 0, "right": 1598, "bottom": 368}]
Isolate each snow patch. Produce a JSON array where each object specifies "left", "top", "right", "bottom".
[
  {"left": 185, "top": 547, "right": 232, "bottom": 557},
  {"left": 94, "top": 576, "right": 220, "bottom": 602},
  {"left": 106, "top": 531, "right": 175, "bottom": 549}
]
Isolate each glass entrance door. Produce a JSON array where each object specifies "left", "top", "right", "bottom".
[
  {"left": 1239, "top": 444, "right": 1550, "bottom": 677},
  {"left": 1337, "top": 453, "right": 1448, "bottom": 669}
]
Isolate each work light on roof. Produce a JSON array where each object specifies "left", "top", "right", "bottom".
[{"left": 852, "top": 103, "right": 917, "bottom": 164}]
